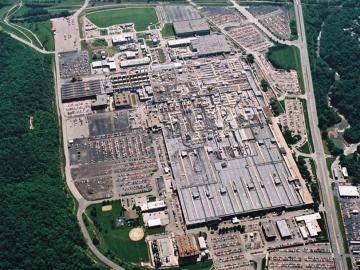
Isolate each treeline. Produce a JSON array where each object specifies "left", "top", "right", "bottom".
[
  {"left": 302, "top": 0, "right": 360, "bottom": 7},
  {"left": 11, "top": 6, "right": 70, "bottom": 22},
  {"left": 0, "top": 33, "right": 105, "bottom": 270}
]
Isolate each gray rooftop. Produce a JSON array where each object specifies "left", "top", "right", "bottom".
[
  {"left": 173, "top": 19, "right": 210, "bottom": 36},
  {"left": 61, "top": 80, "right": 102, "bottom": 102},
  {"left": 190, "top": 35, "right": 231, "bottom": 57},
  {"left": 165, "top": 121, "right": 306, "bottom": 226}
]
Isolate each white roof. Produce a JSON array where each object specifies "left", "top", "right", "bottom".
[
  {"left": 92, "top": 61, "right": 102, "bottom": 68},
  {"left": 168, "top": 37, "right": 196, "bottom": 47},
  {"left": 299, "top": 226, "right": 309, "bottom": 239},
  {"left": 198, "top": 236, "right": 207, "bottom": 250},
  {"left": 108, "top": 62, "right": 116, "bottom": 70},
  {"left": 276, "top": 220, "right": 291, "bottom": 238},
  {"left": 306, "top": 220, "right": 320, "bottom": 237},
  {"left": 232, "top": 217, "right": 240, "bottom": 224},
  {"left": 141, "top": 200, "right": 166, "bottom": 212},
  {"left": 148, "top": 218, "right": 161, "bottom": 227},
  {"left": 120, "top": 57, "right": 150, "bottom": 67},
  {"left": 295, "top": 212, "right": 321, "bottom": 223},
  {"left": 342, "top": 167, "right": 349, "bottom": 177},
  {"left": 339, "top": 186, "right": 359, "bottom": 197}
]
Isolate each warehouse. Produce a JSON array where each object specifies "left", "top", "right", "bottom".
[
  {"left": 173, "top": 19, "right": 210, "bottom": 37},
  {"left": 61, "top": 80, "right": 103, "bottom": 102},
  {"left": 120, "top": 57, "right": 151, "bottom": 68},
  {"left": 338, "top": 185, "right": 359, "bottom": 198},
  {"left": 276, "top": 220, "right": 291, "bottom": 239},
  {"left": 165, "top": 117, "right": 312, "bottom": 227},
  {"left": 190, "top": 35, "right": 231, "bottom": 57}
]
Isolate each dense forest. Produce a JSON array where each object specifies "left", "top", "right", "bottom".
[
  {"left": 303, "top": 5, "right": 360, "bottom": 144},
  {"left": 0, "top": 33, "right": 105, "bottom": 269},
  {"left": 303, "top": 4, "right": 360, "bottom": 180}
]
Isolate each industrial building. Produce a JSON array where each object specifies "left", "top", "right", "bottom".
[
  {"left": 262, "top": 221, "right": 277, "bottom": 241},
  {"left": 166, "top": 120, "right": 312, "bottom": 227},
  {"left": 190, "top": 35, "right": 231, "bottom": 57},
  {"left": 339, "top": 186, "right": 360, "bottom": 198},
  {"left": 276, "top": 220, "right": 291, "bottom": 239},
  {"left": 175, "top": 234, "right": 200, "bottom": 265},
  {"left": 168, "top": 37, "right": 196, "bottom": 47},
  {"left": 120, "top": 57, "right": 151, "bottom": 68},
  {"left": 173, "top": 19, "right": 210, "bottom": 37},
  {"left": 61, "top": 80, "right": 103, "bottom": 102},
  {"left": 111, "top": 33, "right": 135, "bottom": 46}
]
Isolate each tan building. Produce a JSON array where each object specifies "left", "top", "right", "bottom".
[{"left": 175, "top": 234, "right": 200, "bottom": 265}]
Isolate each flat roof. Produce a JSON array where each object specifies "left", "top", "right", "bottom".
[
  {"left": 168, "top": 37, "right": 196, "bottom": 47},
  {"left": 61, "top": 80, "right": 102, "bottom": 102},
  {"left": 276, "top": 220, "right": 291, "bottom": 238},
  {"left": 173, "top": 19, "right": 210, "bottom": 35},
  {"left": 120, "top": 57, "right": 150, "bottom": 68},
  {"left": 148, "top": 218, "right": 161, "bottom": 227},
  {"left": 166, "top": 121, "right": 307, "bottom": 226},
  {"left": 190, "top": 35, "right": 231, "bottom": 57},
  {"left": 339, "top": 185, "right": 359, "bottom": 197}
]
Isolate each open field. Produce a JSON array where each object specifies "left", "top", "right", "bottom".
[
  {"left": 267, "top": 44, "right": 304, "bottom": 93},
  {"left": 87, "top": 7, "right": 158, "bottom": 31},
  {"left": 86, "top": 202, "right": 149, "bottom": 263},
  {"left": 161, "top": 23, "right": 174, "bottom": 38}
]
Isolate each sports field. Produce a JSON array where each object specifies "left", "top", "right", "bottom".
[
  {"left": 85, "top": 202, "right": 149, "bottom": 263},
  {"left": 87, "top": 7, "right": 158, "bottom": 31}
]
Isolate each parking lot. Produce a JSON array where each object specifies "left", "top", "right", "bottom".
[
  {"left": 247, "top": 5, "right": 291, "bottom": 40},
  {"left": 268, "top": 243, "right": 335, "bottom": 269}
]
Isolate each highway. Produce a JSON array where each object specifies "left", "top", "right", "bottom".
[{"left": 293, "top": 1, "right": 347, "bottom": 269}]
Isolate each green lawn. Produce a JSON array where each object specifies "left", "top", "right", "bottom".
[
  {"left": 86, "top": 201, "right": 149, "bottom": 264},
  {"left": 87, "top": 7, "right": 158, "bottom": 31},
  {"left": 91, "top": 38, "right": 107, "bottom": 47},
  {"left": 161, "top": 23, "right": 174, "bottom": 38},
  {"left": 267, "top": 44, "right": 304, "bottom": 93}
]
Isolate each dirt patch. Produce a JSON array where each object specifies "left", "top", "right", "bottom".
[{"left": 129, "top": 227, "right": 144, "bottom": 241}]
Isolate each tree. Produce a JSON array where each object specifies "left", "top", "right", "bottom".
[
  {"left": 246, "top": 53, "right": 254, "bottom": 64},
  {"left": 260, "top": 79, "right": 270, "bottom": 92}
]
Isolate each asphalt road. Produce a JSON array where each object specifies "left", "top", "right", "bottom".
[{"left": 293, "top": 1, "right": 347, "bottom": 269}]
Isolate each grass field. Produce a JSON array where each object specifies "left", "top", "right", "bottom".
[
  {"left": 334, "top": 196, "right": 349, "bottom": 253},
  {"left": 157, "top": 48, "right": 166, "bottom": 63},
  {"left": 87, "top": 7, "right": 158, "bottom": 31},
  {"left": 18, "top": 20, "right": 54, "bottom": 50},
  {"left": 297, "top": 141, "right": 311, "bottom": 154},
  {"left": 300, "top": 98, "right": 314, "bottom": 153},
  {"left": 161, "top": 23, "right": 174, "bottom": 38},
  {"left": 85, "top": 201, "right": 149, "bottom": 263},
  {"left": 267, "top": 44, "right": 304, "bottom": 93},
  {"left": 326, "top": 157, "right": 335, "bottom": 177}
]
